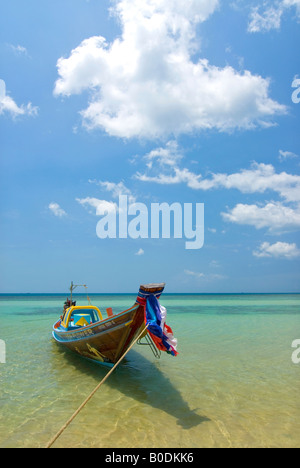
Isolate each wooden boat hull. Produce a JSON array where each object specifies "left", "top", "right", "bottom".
[{"left": 53, "top": 303, "right": 145, "bottom": 367}]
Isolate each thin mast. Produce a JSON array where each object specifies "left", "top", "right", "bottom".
[{"left": 69, "top": 281, "right": 87, "bottom": 304}]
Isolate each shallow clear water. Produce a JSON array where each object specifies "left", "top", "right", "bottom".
[{"left": 0, "top": 294, "right": 299, "bottom": 448}]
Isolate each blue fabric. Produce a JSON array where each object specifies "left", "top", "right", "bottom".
[
  {"left": 146, "top": 294, "right": 176, "bottom": 355},
  {"left": 146, "top": 294, "right": 163, "bottom": 338},
  {"left": 145, "top": 294, "right": 178, "bottom": 357}
]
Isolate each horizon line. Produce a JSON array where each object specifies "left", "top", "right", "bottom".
[{"left": 0, "top": 292, "right": 299, "bottom": 295}]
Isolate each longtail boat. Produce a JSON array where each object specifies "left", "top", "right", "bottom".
[{"left": 52, "top": 282, "right": 178, "bottom": 367}]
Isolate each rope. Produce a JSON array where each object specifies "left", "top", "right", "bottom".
[{"left": 46, "top": 323, "right": 148, "bottom": 449}]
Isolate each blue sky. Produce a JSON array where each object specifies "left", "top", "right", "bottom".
[{"left": 0, "top": 0, "right": 300, "bottom": 293}]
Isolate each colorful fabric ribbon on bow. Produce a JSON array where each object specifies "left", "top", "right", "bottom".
[{"left": 145, "top": 294, "right": 178, "bottom": 357}]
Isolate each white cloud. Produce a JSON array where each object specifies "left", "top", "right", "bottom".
[
  {"left": 8, "top": 44, "right": 29, "bottom": 56},
  {"left": 89, "top": 179, "right": 136, "bottom": 203},
  {"left": 248, "top": 0, "right": 300, "bottom": 33},
  {"left": 184, "top": 269, "right": 205, "bottom": 279},
  {"left": 49, "top": 203, "right": 67, "bottom": 218},
  {"left": 0, "top": 79, "right": 38, "bottom": 118},
  {"left": 279, "top": 150, "right": 299, "bottom": 162},
  {"left": 205, "top": 162, "right": 300, "bottom": 233},
  {"left": 136, "top": 143, "right": 300, "bottom": 234},
  {"left": 76, "top": 197, "right": 117, "bottom": 215},
  {"left": 135, "top": 140, "right": 202, "bottom": 186},
  {"left": 135, "top": 248, "right": 145, "bottom": 256},
  {"left": 283, "top": 0, "right": 300, "bottom": 14},
  {"left": 196, "top": 163, "right": 300, "bottom": 203},
  {"left": 144, "top": 141, "right": 182, "bottom": 169},
  {"left": 248, "top": 5, "right": 283, "bottom": 32},
  {"left": 184, "top": 269, "right": 226, "bottom": 281},
  {"left": 135, "top": 141, "right": 203, "bottom": 187},
  {"left": 136, "top": 146, "right": 300, "bottom": 203},
  {"left": 222, "top": 202, "right": 300, "bottom": 232},
  {"left": 54, "top": 0, "right": 285, "bottom": 139},
  {"left": 253, "top": 242, "right": 300, "bottom": 259}
]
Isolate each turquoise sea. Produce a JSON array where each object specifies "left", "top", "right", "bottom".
[{"left": 0, "top": 293, "right": 299, "bottom": 448}]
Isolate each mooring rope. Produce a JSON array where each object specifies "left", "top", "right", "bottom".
[{"left": 46, "top": 324, "right": 148, "bottom": 449}]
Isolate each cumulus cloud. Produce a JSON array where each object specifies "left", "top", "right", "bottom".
[
  {"left": 89, "top": 179, "right": 136, "bottom": 203},
  {"left": 136, "top": 144, "right": 300, "bottom": 203},
  {"left": 76, "top": 197, "right": 117, "bottom": 215},
  {"left": 49, "top": 203, "right": 67, "bottom": 218},
  {"left": 77, "top": 181, "right": 136, "bottom": 220},
  {"left": 222, "top": 202, "right": 300, "bottom": 232},
  {"left": 137, "top": 165, "right": 203, "bottom": 188},
  {"left": 209, "top": 163, "right": 300, "bottom": 233},
  {"left": 144, "top": 140, "right": 183, "bottom": 169},
  {"left": 196, "top": 163, "right": 300, "bottom": 203},
  {"left": 54, "top": 0, "right": 286, "bottom": 139},
  {"left": 0, "top": 79, "right": 38, "bottom": 118},
  {"left": 135, "top": 142, "right": 300, "bottom": 233},
  {"left": 135, "top": 248, "right": 145, "bottom": 256},
  {"left": 253, "top": 241, "right": 300, "bottom": 259}
]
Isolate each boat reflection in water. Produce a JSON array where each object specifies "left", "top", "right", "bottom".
[{"left": 53, "top": 345, "right": 209, "bottom": 430}]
